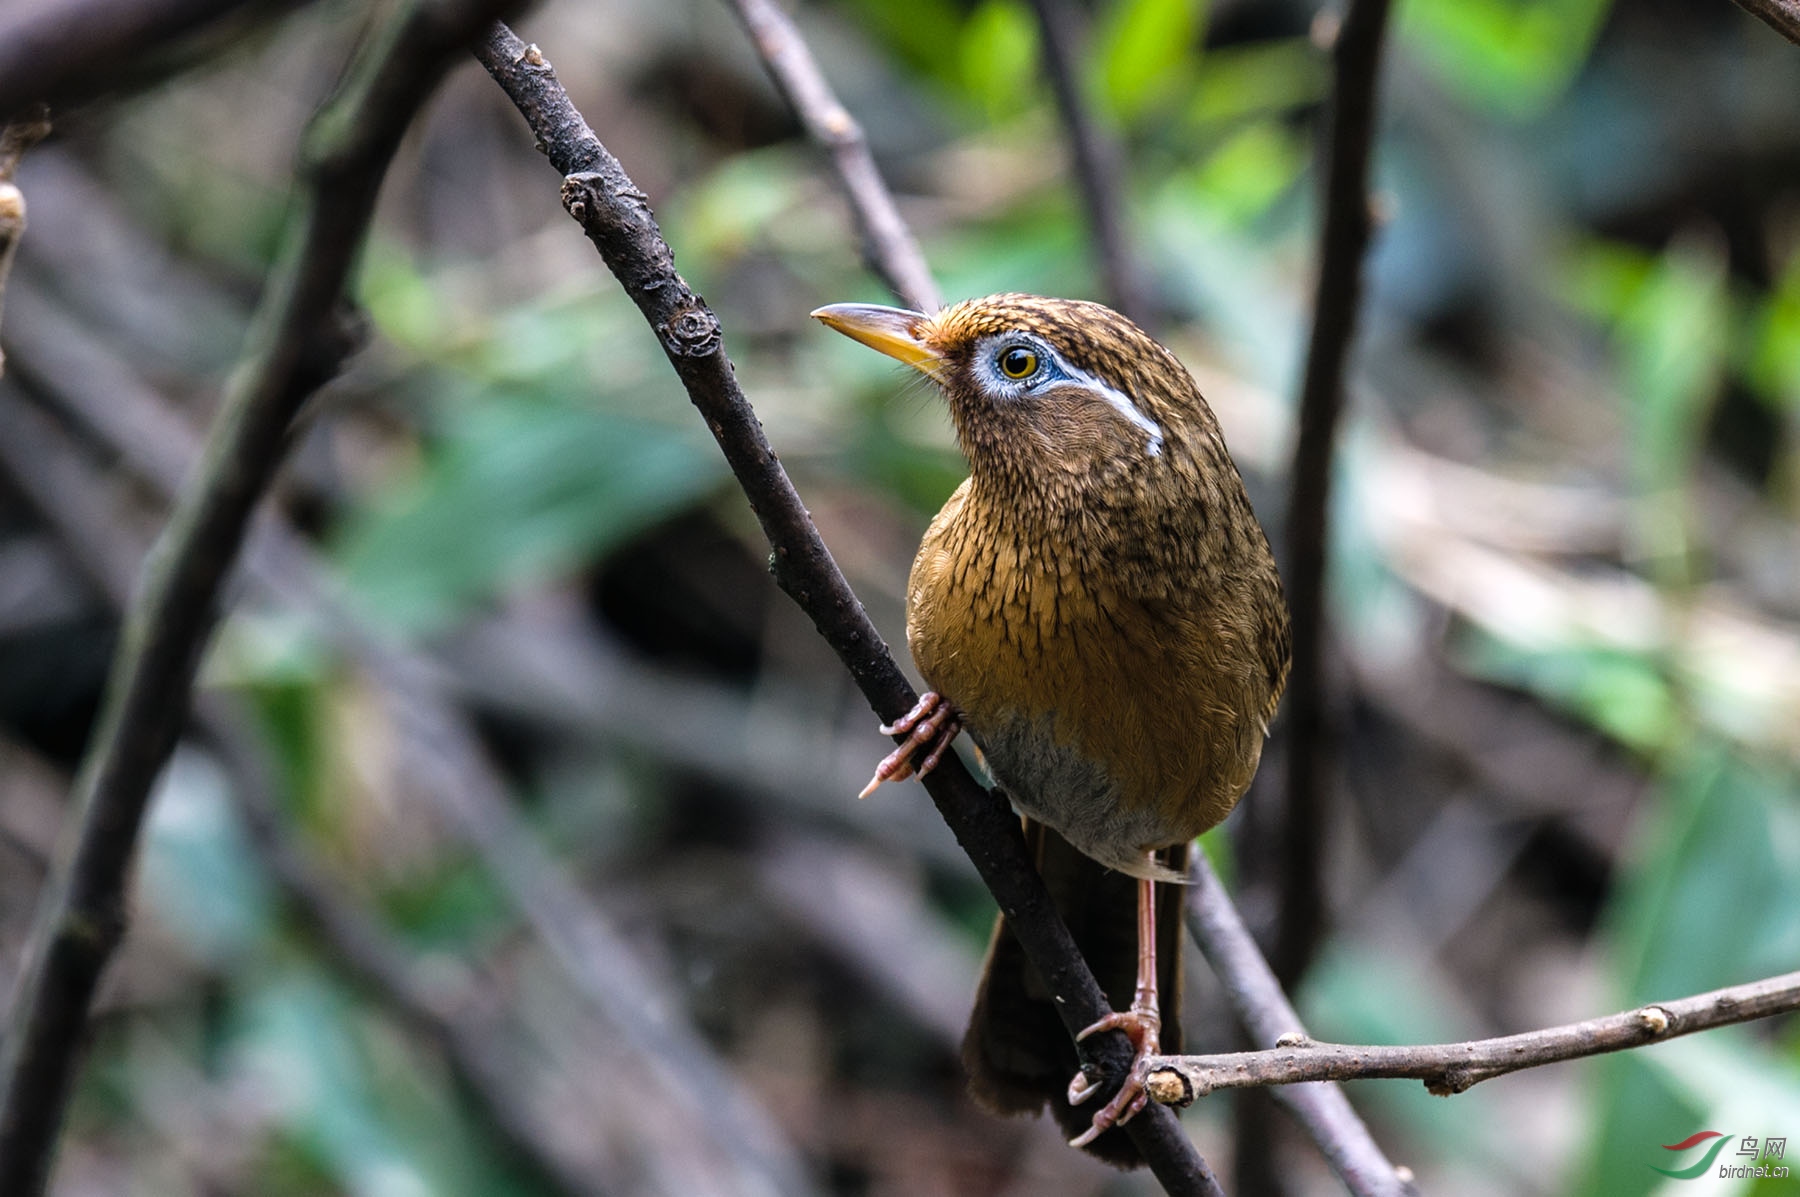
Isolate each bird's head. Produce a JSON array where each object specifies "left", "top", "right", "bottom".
[{"left": 814, "top": 293, "right": 1216, "bottom": 497}]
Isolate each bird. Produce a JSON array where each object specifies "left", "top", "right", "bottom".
[{"left": 813, "top": 293, "right": 1290, "bottom": 1165}]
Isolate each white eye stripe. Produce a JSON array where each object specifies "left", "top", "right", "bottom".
[
  {"left": 973, "top": 334, "right": 1166, "bottom": 457},
  {"left": 1056, "top": 358, "right": 1164, "bottom": 458}
]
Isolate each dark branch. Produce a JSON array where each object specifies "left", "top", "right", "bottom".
[
  {"left": 722, "top": 0, "right": 939, "bottom": 313},
  {"left": 475, "top": 23, "right": 1222, "bottom": 1195},
  {"left": 0, "top": 1, "right": 514, "bottom": 1190},
  {"left": 1143, "top": 970, "right": 1800, "bottom": 1099},
  {"left": 1275, "top": 0, "right": 1394, "bottom": 989},
  {"left": 1731, "top": 0, "right": 1800, "bottom": 44},
  {"left": 1026, "top": 0, "right": 1153, "bottom": 327},
  {"left": 1185, "top": 855, "right": 1419, "bottom": 1197},
  {"left": 0, "top": 0, "right": 306, "bottom": 121}
]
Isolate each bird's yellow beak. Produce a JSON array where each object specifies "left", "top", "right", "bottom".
[{"left": 811, "top": 303, "right": 943, "bottom": 378}]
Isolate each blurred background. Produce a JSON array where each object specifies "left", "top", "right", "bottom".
[{"left": 2, "top": 0, "right": 1799, "bottom": 1193}]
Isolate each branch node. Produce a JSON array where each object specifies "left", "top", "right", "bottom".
[
  {"left": 1426, "top": 1069, "right": 1474, "bottom": 1096},
  {"left": 1147, "top": 1066, "right": 1198, "bottom": 1107},
  {"left": 660, "top": 304, "right": 722, "bottom": 358}
]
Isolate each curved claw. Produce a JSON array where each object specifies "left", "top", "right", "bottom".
[
  {"left": 859, "top": 692, "right": 961, "bottom": 798},
  {"left": 1067, "top": 1008, "right": 1161, "bottom": 1146}
]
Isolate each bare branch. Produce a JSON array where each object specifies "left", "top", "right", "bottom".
[
  {"left": 1185, "top": 856, "right": 1419, "bottom": 1197},
  {"left": 1143, "top": 970, "right": 1800, "bottom": 1101},
  {"left": 0, "top": 1, "right": 515, "bottom": 1189},
  {"left": 1730, "top": 0, "right": 1800, "bottom": 44},
  {"left": 475, "top": 23, "right": 1223, "bottom": 1194},
  {"left": 1026, "top": 0, "right": 1152, "bottom": 327},
  {"left": 722, "top": 0, "right": 939, "bottom": 313},
  {"left": 1276, "top": 0, "right": 1395, "bottom": 988}
]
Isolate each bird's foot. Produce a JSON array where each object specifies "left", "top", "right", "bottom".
[
  {"left": 1066, "top": 1006, "right": 1161, "bottom": 1147},
  {"left": 859, "top": 692, "right": 960, "bottom": 798}
]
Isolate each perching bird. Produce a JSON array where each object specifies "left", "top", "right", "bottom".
[{"left": 813, "top": 293, "right": 1290, "bottom": 1165}]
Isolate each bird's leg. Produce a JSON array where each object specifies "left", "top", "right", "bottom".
[
  {"left": 859, "top": 691, "right": 961, "bottom": 798},
  {"left": 1066, "top": 858, "right": 1160, "bottom": 1146}
]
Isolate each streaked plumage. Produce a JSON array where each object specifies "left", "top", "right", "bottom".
[{"left": 815, "top": 293, "right": 1289, "bottom": 1166}]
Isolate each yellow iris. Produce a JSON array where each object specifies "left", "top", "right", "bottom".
[{"left": 999, "top": 346, "right": 1038, "bottom": 379}]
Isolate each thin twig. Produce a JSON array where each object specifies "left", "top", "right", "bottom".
[
  {"left": 475, "top": 23, "right": 1222, "bottom": 1194},
  {"left": 1731, "top": 0, "right": 1800, "bottom": 44},
  {"left": 1026, "top": 0, "right": 1153, "bottom": 327},
  {"left": 1276, "top": 0, "right": 1394, "bottom": 989},
  {"left": 1142, "top": 970, "right": 1800, "bottom": 1100},
  {"left": 0, "top": 1, "right": 513, "bottom": 1190},
  {"left": 1185, "top": 855, "right": 1419, "bottom": 1197},
  {"left": 722, "top": 0, "right": 939, "bottom": 313}
]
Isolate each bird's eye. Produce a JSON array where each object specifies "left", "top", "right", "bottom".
[{"left": 998, "top": 346, "right": 1039, "bottom": 379}]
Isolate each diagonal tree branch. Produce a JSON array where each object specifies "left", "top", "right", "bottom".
[
  {"left": 1141, "top": 970, "right": 1800, "bottom": 1100},
  {"left": 1185, "top": 855, "right": 1419, "bottom": 1197},
  {"left": 475, "top": 22, "right": 1223, "bottom": 1195},
  {"left": 1276, "top": 0, "right": 1395, "bottom": 991},
  {"left": 722, "top": 0, "right": 939, "bottom": 313},
  {"left": 0, "top": 0, "right": 517, "bottom": 1190}
]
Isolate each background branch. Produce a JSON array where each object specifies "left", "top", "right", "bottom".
[
  {"left": 0, "top": 0, "right": 305, "bottom": 120},
  {"left": 723, "top": 0, "right": 939, "bottom": 313},
  {"left": 1185, "top": 855, "right": 1418, "bottom": 1197},
  {"left": 1143, "top": 970, "right": 1800, "bottom": 1099},
  {"left": 1275, "top": 0, "right": 1395, "bottom": 991},
  {"left": 476, "top": 23, "right": 1223, "bottom": 1195},
  {"left": 0, "top": 1, "right": 514, "bottom": 1190},
  {"left": 1026, "top": 0, "right": 1153, "bottom": 327}
]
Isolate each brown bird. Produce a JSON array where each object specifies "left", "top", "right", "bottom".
[{"left": 813, "top": 293, "right": 1289, "bottom": 1164}]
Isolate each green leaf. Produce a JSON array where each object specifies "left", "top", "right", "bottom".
[
  {"left": 1745, "top": 246, "right": 1800, "bottom": 413},
  {"left": 336, "top": 384, "right": 722, "bottom": 634},
  {"left": 234, "top": 970, "right": 549, "bottom": 1197},
  {"left": 1176, "top": 119, "right": 1307, "bottom": 227},
  {"left": 1400, "top": 0, "right": 1613, "bottom": 119},
  {"left": 1579, "top": 746, "right": 1800, "bottom": 1195},
  {"left": 1457, "top": 635, "right": 1678, "bottom": 754},
  {"left": 959, "top": 0, "right": 1041, "bottom": 122},
  {"left": 840, "top": 0, "right": 970, "bottom": 89},
  {"left": 1185, "top": 38, "right": 1328, "bottom": 127},
  {"left": 1094, "top": 0, "right": 1204, "bottom": 121},
  {"left": 1564, "top": 235, "right": 1729, "bottom": 574}
]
